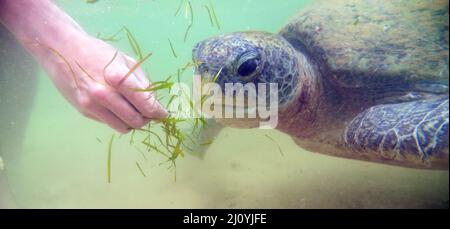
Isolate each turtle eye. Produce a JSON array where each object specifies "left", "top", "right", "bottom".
[
  {"left": 237, "top": 58, "right": 259, "bottom": 77},
  {"left": 236, "top": 50, "right": 261, "bottom": 79}
]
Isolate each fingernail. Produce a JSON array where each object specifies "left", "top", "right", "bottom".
[
  {"left": 154, "top": 102, "right": 169, "bottom": 118},
  {"left": 144, "top": 95, "right": 169, "bottom": 119},
  {"left": 119, "top": 128, "right": 131, "bottom": 134}
]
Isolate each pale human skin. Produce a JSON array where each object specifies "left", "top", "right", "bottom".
[{"left": 0, "top": 0, "right": 168, "bottom": 133}]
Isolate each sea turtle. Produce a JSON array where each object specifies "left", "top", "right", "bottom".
[{"left": 191, "top": 0, "right": 449, "bottom": 169}]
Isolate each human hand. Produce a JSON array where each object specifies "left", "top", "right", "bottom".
[
  {"left": 41, "top": 36, "right": 167, "bottom": 133},
  {"left": 0, "top": 0, "right": 167, "bottom": 133}
]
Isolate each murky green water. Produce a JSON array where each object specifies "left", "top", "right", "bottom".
[{"left": 0, "top": 0, "right": 448, "bottom": 208}]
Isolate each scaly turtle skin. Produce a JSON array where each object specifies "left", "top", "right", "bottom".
[{"left": 192, "top": 0, "right": 449, "bottom": 169}]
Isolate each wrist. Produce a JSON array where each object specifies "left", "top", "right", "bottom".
[{"left": 0, "top": 0, "right": 89, "bottom": 58}]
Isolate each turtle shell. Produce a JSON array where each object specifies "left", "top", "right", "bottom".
[{"left": 279, "top": 0, "right": 449, "bottom": 89}]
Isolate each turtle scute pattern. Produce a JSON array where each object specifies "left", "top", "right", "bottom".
[
  {"left": 344, "top": 96, "right": 449, "bottom": 165},
  {"left": 279, "top": 0, "right": 449, "bottom": 88}
]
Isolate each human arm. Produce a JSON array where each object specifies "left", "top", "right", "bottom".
[{"left": 0, "top": 0, "right": 167, "bottom": 133}]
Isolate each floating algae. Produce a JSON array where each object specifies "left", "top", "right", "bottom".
[
  {"left": 174, "top": 0, "right": 185, "bottom": 16},
  {"left": 175, "top": 0, "right": 221, "bottom": 34},
  {"left": 264, "top": 134, "right": 284, "bottom": 156},
  {"left": 129, "top": 129, "right": 136, "bottom": 145},
  {"left": 75, "top": 61, "right": 103, "bottom": 84},
  {"left": 183, "top": 1, "right": 194, "bottom": 42},
  {"left": 173, "top": 0, "right": 195, "bottom": 42},
  {"left": 107, "top": 134, "right": 115, "bottom": 183},
  {"left": 95, "top": 20, "right": 218, "bottom": 182},
  {"left": 120, "top": 80, "right": 212, "bottom": 182},
  {"left": 203, "top": 5, "right": 214, "bottom": 27},
  {"left": 27, "top": 36, "right": 210, "bottom": 182},
  {"left": 168, "top": 38, "right": 178, "bottom": 58},
  {"left": 96, "top": 26, "right": 127, "bottom": 42},
  {"left": 118, "top": 52, "right": 152, "bottom": 85},
  {"left": 97, "top": 27, "right": 144, "bottom": 61},
  {"left": 103, "top": 50, "right": 119, "bottom": 80},
  {"left": 131, "top": 79, "right": 174, "bottom": 92},
  {"left": 0, "top": 156, "right": 4, "bottom": 171},
  {"left": 209, "top": 0, "right": 221, "bottom": 29},
  {"left": 212, "top": 66, "right": 223, "bottom": 83},
  {"left": 134, "top": 146, "right": 148, "bottom": 161},
  {"left": 124, "top": 28, "right": 144, "bottom": 60},
  {"left": 136, "top": 161, "right": 146, "bottom": 177},
  {"left": 46, "top": 46, "right": 79, "bottom": 88}
]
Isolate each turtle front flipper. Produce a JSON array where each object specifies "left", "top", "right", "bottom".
[{"left": 344, "top": 97, "right": 449, "bottom": 169}]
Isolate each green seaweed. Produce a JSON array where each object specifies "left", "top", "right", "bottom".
[
  {"left": 75, "top": 61, "right": 103, "bottom": 85},
  {"left": 174, "top": 0, "right": 185, "bottom": 16},
  {"left": 184, "top": 24, "right": 193, "bottom": 43},
  {"left": 97, "top": 27, "right": 144, "bottom": 60},
  {"left": 132, "top": 81, "right": 174, "bottom": 92},
  {"left": 97, "top": 27, "right": 126, "bottom": 42},
  {"left": 103, "top": 50, "right": 119, "bottom": 80},
  {"left": 96, "top": 32, "right": 121, "bottom": 42},
  {"left": 264, "top": 134, "right": 284, "bottom": 156},
  {"left": 107, "top": 134, "right": 115, "bottom": 183},
  {"left": 118, "top": 52, "right": 153, "bottom": 85},
  {"left": 212, "top": 67, "right": 223, "bottom": 83},
  {"left": 183, "top": 1, "right": 194, "bottom": 42},
  {"left": 177, "top": 68, "right": 181, "bottom": 83},
  {"left": 142, "top": 140, "right": 171, "bottom": 158},
  {"left": 46, "top": 46, "right": 79, "bottom": 88},
  {"left": 168, "top": 38, "right": 178, "bottom": 58},
  {"left": 97, "top": 29, "right": 215, "bottom": 182},
  {"left": 187, "top": 1, "right": 194, "bottom": 22},
  {"left": 136, "top": 161, "right": 147, "bottom": 177},
  {"left": 203, "top": 5, "right": 215, "bottom": 27},
  {"left": 134, "top": 146, "right": 148, "bottom": 161},
  {"left": 129, "top": 129, "right": 136, "bottom": 145},
  {"left": 209, "top": 0, "right": 221, "bottom": 29},
  {"left": 124, "top": 28, "right": 144, "bottom": 60},
  {"left": 200, "top": 139, "right": 214, "bottom": 146}
]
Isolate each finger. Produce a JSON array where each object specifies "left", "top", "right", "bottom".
[
  {"left": 123, "top": 56, "right": 148, "bottom": 85},
  {"left": 106, "top": 65, "right": 168, "bottom": 119},
  {"left": 124, "top": 57, "right": 168, "bottom": 119},
  {"left": 90, "top": 84, "right": 148, "bottom": 129},
  {"left": 88, "top": 104, "right": 131, "bottom": 134},
  {"left": 83, "top": 112, "right": 102, "bottom": 122},
  {"left": 76, "top": 93, "right": 106, "bottom": 123},
  {"left": 121, "top": 74, "right": 168, "bottom": 119}
]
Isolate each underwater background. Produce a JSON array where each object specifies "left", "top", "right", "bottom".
[{"left": 0, "top": 0, "right": 448, "bottom": 208}]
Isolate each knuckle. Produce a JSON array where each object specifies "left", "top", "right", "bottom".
[
  {"left": 91, "top": 87, "right": 109, "bottom": 102},
  {"left": 141, "top": 95, "right": 160, "bottom": 116},
  {"left": 105, "top": 70, "right": 127, "bottom": 87},
  {"left": 78, "top": 97, "right": 93, "bottom": 111}
]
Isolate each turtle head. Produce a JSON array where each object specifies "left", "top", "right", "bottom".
[{"left": 192, "top": 32, "right": 301, "bottom": 128}]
